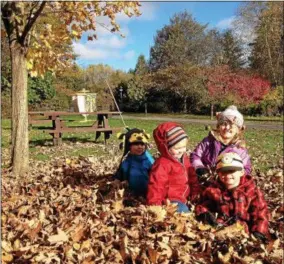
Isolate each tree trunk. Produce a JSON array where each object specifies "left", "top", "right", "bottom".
[
  {"left": 144, "top": 102, "right": 147, "bottom": 116},
  {"left": 264, "top": 23, "right": 278, "bottom": 85},
  {"left": 210, "top": 103, "right": 214, "bottom": 120},
  {"left": 183, "top": 97, "right": 187, "bottom": 113},
  {"left": 10, "top": 42, "right": 29, "bottom": 177}
]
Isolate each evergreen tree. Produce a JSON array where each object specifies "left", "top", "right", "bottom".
[
  {"left": 221, "top": 30, "right": 245, "bottom": 69},
  {"left": 134, "top": 55, "right": 149, "bottom": 75},
  {"left": 149, "top": 11, "right": 210, "bottom": 71}
]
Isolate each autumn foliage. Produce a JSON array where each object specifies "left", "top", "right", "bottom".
[{"left": 206, "top": 66, "right": 271, "bottom": 105}]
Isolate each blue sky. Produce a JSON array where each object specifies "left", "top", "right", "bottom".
[{"left": 74, "top": 2, "right": 241, "bottom": 72}]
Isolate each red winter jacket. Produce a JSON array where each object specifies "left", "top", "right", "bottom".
[
  {"left": 147, "top": 122, "right": 200, "bottom": 205},
  {"left": 195, "top": 175, "right": 269, "bottom": 234}
]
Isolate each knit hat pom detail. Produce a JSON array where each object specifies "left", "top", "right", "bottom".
[{"left": 218, "top": 105, "right": 244, "bottom": 128}]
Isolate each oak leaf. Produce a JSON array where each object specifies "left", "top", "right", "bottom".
[
  {"left": 147, "top": 247, "right": 158, "bottom": 263},
  {"left": 48, "top": 228, "right": 69, "bottom": 244},
  {"left": 147, "top": 206, "right": 167, "bottom": 222},
  {"left": 72, "top": 224, "right": 86, "bottom": 242},
  {"left": 1, "top": 252, "right": 13, "bottom": 263}
]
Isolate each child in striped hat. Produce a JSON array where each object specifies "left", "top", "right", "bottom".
[{"left": 147, "top": 122, "right": 201, "bottom": 213}]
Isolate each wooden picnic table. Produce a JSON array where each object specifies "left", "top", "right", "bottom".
[{"left": 28, "top": 111, "right": 123, "bottom": 145}]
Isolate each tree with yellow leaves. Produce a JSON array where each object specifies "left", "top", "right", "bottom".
[{"left": 1, "top": 1, "right": 141, "bottom": 177}]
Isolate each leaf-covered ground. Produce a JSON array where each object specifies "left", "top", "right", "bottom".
[{"left": 2, "top": 139, "right": 283, "bottom": 263}]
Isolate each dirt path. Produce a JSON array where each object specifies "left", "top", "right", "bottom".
[{"left": 115, "top": 115, "right": 283, "bottom": 131}]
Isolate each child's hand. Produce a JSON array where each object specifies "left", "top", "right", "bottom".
[
  {"left": 252, "top": 232, "right": 268, "bottom": 244},
  {"left": 196, "top": 168, "right": 209, "bottom": 177},
  {"left": 196, "top": 212, "right": 218, "bottom": 227},
  {"left": 196, "top": 168, "right": 211, "bottom": 184}
]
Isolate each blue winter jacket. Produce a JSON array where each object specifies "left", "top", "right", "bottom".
[{"left": 115, "top": 150, "right": 154, "bottom": 196}]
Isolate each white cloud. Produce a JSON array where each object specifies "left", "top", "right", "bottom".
[
  {"left": 73, "top": 42, "right": 119, "bottom": 59},
  {"left": 73, "top": 42, "right": 134, "bottom": 61},
  {"left": 216, "top": 16, "right": 235, "bottom": 30},
  {"left": 87, "top": 35, "right": 127, "bottom": 49}
]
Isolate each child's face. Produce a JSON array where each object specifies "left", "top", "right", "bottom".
[
  {"left": 129, "top": 143, "right": 146, "bottom": 156},
  {"left": 218, "top": 169, "right": 244, "bottom": 189},
  {"left": 169, "top": 138, "right": 188, "bottom": 160},
  {"left": 218, "top": 120, "right": 240, "bottom": 141}
]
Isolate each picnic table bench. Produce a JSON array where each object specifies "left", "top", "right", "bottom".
[{"left": 28, "top": 111, "right": 123, "bottom": 145}]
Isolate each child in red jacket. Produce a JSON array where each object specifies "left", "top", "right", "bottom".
[
  {"left": 195, "top": 151, "right": 269, "bottom": 243},
  {"left": 147, "top": 122, "right": 200, "bottom": 213}
]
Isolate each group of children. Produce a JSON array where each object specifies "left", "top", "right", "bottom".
[{"left": 114, "top": 105, "right": 269, "bottom": 243}]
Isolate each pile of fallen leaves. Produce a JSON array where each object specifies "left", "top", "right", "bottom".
[{"left": 2, "top": 154, "right": 283, "bottom": 263}]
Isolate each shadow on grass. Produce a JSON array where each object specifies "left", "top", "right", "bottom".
[{"left": 29, "top": 137, "right": 107, "bottom": 147}]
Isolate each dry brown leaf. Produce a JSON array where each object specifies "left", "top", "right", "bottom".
[
  {"left": 82, "top": 256, "right": 95, "bottom": 264},
  {"left": 72, "top": 224, "right": 86, "bottom": 242},
  {"left": 147, "top": 205, "right": 167, "bottom": 222},
  {"left": 48, "top": 228, "right": 69, "bottom": 244},
  {"left": 81, "top": 239, "right": 91, "bottom": 252},
  {"left": 17, "top": 205, "right": 30, "bottom": 216},
  {"left": 119, "top": 235, "right": 129, "bottom": 260},
  {"left": 112, "top": 200, "right": 124, "bottom": 212},
  {"left": 39, "top": 210, "right": 45, "bottom": 223},
  {"left": 27, "top": 221, "right": 42, "bottom": 240},
  {"left": 1, "top": 252, "right": 13, "bottom": 263},
  {"left": 183, "top": 226, "right": 196, "bottom": 239},
  {"left": 198, "top": 223, "right": 211, "bottom": 231},
  {"left": 2, "top": 214, "right": 7, "bottom": 224},
  {"left": 269, "top": 248, "right": 283, "bottom": 260},
  {"left": 147, "top": 247, "right": 158, "bottom": 263},
  {"left": 64, "top": 245, "right": 77, "bottom": 261},
  {"left": 73, "top": 242, "right": 81, "bottom": 250},
  {"left": 215, "top": 222, "right": 246, "bottom": 239},
  {"left": 117, "top": 188, "right": 125, "bottom": 198},
  {"left": 217, "top": 246, "right": 233, "bottom": 263},
  {"left": 13, "top": 239, "right": 21, "bottom": 250},
  {"left": 33, "top": 252, "right": 61, "bottom": 263},
  {"left": 157, "top": 241, "right": 172, "bottom": 258},
  {"left": 2, "top": 241, "right": 13, "bottom": 253},
  {"left": 165, "top": 202, "right": 178, "bottom": 215},
  {"left": 267, "top": 238, "right": 280, "bottom": 253}
]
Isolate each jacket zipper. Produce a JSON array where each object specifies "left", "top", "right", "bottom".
[{"left": 181, "top": 156, "right": 188, "bottom": 199}]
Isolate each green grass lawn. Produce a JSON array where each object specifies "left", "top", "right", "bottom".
[
  {"left": 1, "top": 116, "right": 283, "bottom": 172},
  {"left": 121, "top": 112, "right": 283, "bottom": 123}
]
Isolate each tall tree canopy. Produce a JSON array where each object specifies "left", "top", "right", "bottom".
[
  {"left": 206, "top": 65, "right": 271, "bottom": 106},
  {"left": 249, "top": 2, "right": 283, "bottom": 86},
  {"left": 220, "top": 30, "right": 245, "bottom": 69},
  {"left": 234, "top": 2, "right": 283, "bottom": 85},
  {"left": 149, "top": 11, "right": 212, "bottom": 71},
  {"left": 149, "top": 63, "right": 205, "bottom": 112},
  {"left": 134, "top": 54, "right": 149, "bottom": 75},
  {"left": 1, "top": 1, "right": 141, "bottom": 177}
]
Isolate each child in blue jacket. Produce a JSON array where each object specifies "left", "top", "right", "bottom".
[{"left": 114, "top": 128, "right": 154, "bottom": 197}]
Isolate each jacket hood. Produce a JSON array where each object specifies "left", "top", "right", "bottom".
[{"left": 153, "top": 122, "right": 187, "bottom": 162}]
